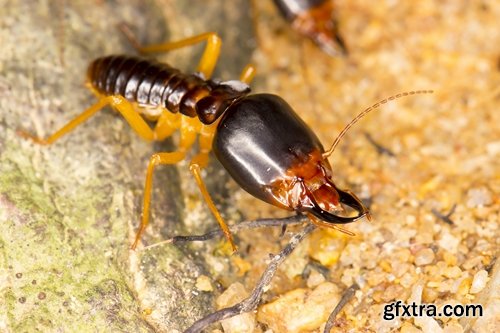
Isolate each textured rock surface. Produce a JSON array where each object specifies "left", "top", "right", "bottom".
[{"left": 0, "top": 0, "right": 252, "bottom": 331}]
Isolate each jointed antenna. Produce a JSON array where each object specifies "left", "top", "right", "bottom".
[{"left": 322, "top": 90, "right": 434, "bottom": 159}]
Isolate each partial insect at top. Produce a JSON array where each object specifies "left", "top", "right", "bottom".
[{"left": 272, "top": 0, "right": 347, "bottom": 56}]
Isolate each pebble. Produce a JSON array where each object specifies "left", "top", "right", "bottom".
[
  {"left": 381, "top": 284, "right": 406, "bottom": 302},
  {"left": 308, "top": 230, "right": 346, "bottom": 266},
  {"left": 466, "top": 187, "right": 492, "bottom": 207},
  {"left": 443, "top": 266, "right": 462, "bottom": 279},
  {"left": 438, "top": 232, "right": 460, "bottom": 253},
  {"left": 443, "top": 251, "right": 458, "bottom": 266},
  {"left": 414, "top": 316, "right": 444, "bottom": 333},
  {"left": 415, "top": 248, "right": 435, "bottom": 266},
  {"left": 395, "top": 248, "right": 412, "bottom": 262},
  {"left": 306, "top": 269, "right": 326, "bottom": 288},
  {"left": 422, "top": 287, "right": 439, "bottom": 302},
  {"left": 257, "top": 282, "right": 340, "bottom": 333},
  {"left": 408, "top": 282, "right": 423, "bottom": 303},
  {"left": 443, "top": 321, "right": 465, "bottom": 333},
  {"left": 457, "top": 277, "right": 472, "bottom": 295},
  {"left": 400, "top": 322, "right": 423, "bottom": 333},
  {"left": 216, "top": 283, "right": 257, "bottom": 333},
  {"left": 469, "top": 270, "right": 489, "bottom": 294},
  {"left": 400, "top": 272, "right": 418, "bottom": 288},
  {"left": 366, "top": 270, "right": 387, "bottom": 287},
  {"left": 195, "top": 275, "right": 213, "bottom": 292}
]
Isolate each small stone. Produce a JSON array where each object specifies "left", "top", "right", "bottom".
[
  {"left": 231, "top": 256, "right": 252, "bottom": 277},
  {"left": 424, "top": 264, "right": 439, "bottom": 277},
  {"left": 400, "top": 272, "right": 418, "bottom": 288},
  {"left": 339, "top": 243, "right": 361, "bottom": 267},
  {"left": 306, "top": 269, "right": 326, "bottom": 288},
  {"left": 438, "top": 232, "right": 460, "bottom": 253},
  {"left": 443, "top": 252, "right": 457, "bottom": 266},
  {"left": 366, "top": 270, "right": 387, "bottom": 287},
  {"left": 380, "top": 260, "right": 392, "bottom": 273},
  {"left": 443, "top": 266, "right": 462, "bottom": 279},
  {"left": 415, "top": 248, "right": 435, "bottom": 266},
  {"left": 422, "top": 287, "right": 439, "bottom": 302},
  {"left": 216, "top": 283, "right": 257, "bottom": 333},
  {"left": 408, "top": 282, "right": 423, "bottom": 304},
  {"left": 195, "top": 275, "right": 213, "bottom": 292},
  {"left": 393, "top": 263, "right": 411, "bottom": 278},
  {"left": 400, "top": 321, "right": 423, "bottom": 333},
  {"left": 457, "top": 277, "right": 472, "bottom": 295},
  {"left": 486, "top": 140, "right": 500, "bottom": 155},
  {"left": 443, "top": 321, "right": 465, "bottom": 333},
  {"left": 466, "top": 187, "right": 492, "bottom": 207},
  {"left": 395, "top": 248, "right": 412, "bottom": 263},
  {"left": 309, "top": 230, "right": 347, "bottom": 266},
  {"left": 469, "top": 270, "right": 488, "bottom": 294},
  {"left": 436, "top": 279, "right": 454, "bottom": 293},
  {"left": 462, "top": 256, "right": 483, "bottom": 270},
  {"left": 414, "top": 316, "right": 444, "bottom": 333},
  {"left": 381, "top": 284, "right": 406, "bottom": 302},
  {"left": 257, "top": 282, "right": 340, "bottom": 333}
]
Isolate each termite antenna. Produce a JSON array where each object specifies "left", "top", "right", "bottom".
[{"left": 322, "top": 90, "right": 434, "bottom": 159}]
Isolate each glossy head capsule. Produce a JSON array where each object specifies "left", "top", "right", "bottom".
[{"left": 213, "top": 93, "right": 368, "bottom": 224}]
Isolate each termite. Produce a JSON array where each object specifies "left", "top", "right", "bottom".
[
  {"left": 19, "top": 29, "right": 432, "bottom": 251},
  {"left": 272, "top": 0, "right": 347, "bottom": 56}
]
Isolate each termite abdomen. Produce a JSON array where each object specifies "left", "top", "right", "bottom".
[{"left": 87, "top": 55, "right": 249, "bottom": 124}]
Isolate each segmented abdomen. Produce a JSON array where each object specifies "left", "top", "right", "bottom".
[
  {"left": 87, "top": 55, "right": 211, "bottom": 117},
  {"left": 87, "top": 55, "right": 249, "bottom": 124}
]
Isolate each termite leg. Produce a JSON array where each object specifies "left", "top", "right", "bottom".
[
  {"left": 189, "top": 123, "right": 237, "bottom": 252},
  {"left": 132, "top": 116, "right": 199, "bottom": 250},
  {"left": 239, "top": 64, "right": 257, "bottom": 84},
  {"left": 132, "top": 151, "right": 186, "bottom": 250},
  {"left": 19, "top": 95, "right": 159, "bottom": 145},
  {"left": 154, "top": 111, "right": 181, "bottom": 141},
  {"left": 120, "top": 24, "right": 221, "bottom": 79}
]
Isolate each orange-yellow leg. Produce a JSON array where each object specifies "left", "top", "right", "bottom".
[
  {"left": 154, "top": 111, "right": 181, "bottom": 141},
  {"left": 239, "top": 64, "right": 257, "bottom": 84},
  {"left": 188, "top": 121, "right": 237, "bottom": 252},
  {"left": 132, "top": 151, "right": 186, "bottom": 250},
  {"left": 131, "top": 116, "right": 199, "bottom": 250},
  {"left": 120, "top": 25, "right": 221, "bottom": 79},
  {"left": 19, "top": 95, "right": 161, "bottom": 145}
]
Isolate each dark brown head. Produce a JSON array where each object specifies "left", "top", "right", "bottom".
[
  {"left": 195, "top": 80, "right": 251, "bottom": 124},
  {"left": 213, "top": 94, "right": 369, "bottom": 225}
]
